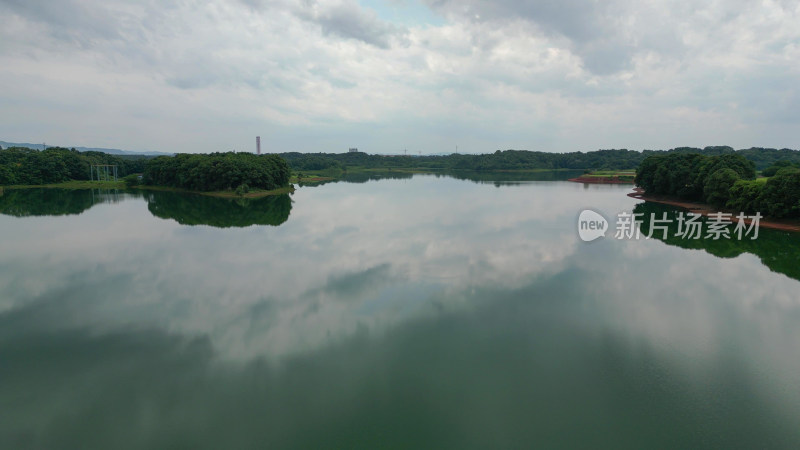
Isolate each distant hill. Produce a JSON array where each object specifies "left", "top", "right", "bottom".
[{"left": 0, "top": 140, "right": 173, "bottom": 157}]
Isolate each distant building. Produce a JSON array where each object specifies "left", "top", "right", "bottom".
[
  {"left": 256, "top": 136, "right": 261, "bottom": 155},
  {"left": 348, "top": 148, "right": 359, "bottom": 153}
]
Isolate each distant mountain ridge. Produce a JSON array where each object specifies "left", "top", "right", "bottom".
[{"left": 0, "top": 140, "right": 173, "bottom": 157}]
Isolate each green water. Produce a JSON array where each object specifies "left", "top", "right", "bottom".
[{"left": 1, "top": 174, "right": 799, "bottom": 449}]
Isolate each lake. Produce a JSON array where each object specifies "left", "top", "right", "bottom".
[{"left": 1, "top": 173, "right": 799, "bottom": 448}]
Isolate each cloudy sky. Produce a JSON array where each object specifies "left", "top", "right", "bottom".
[{"left": 0, "top": 0, "right": 798, "bottom": 154}]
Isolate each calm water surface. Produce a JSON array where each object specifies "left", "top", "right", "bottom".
[{"left": 1, "top": 174, "right": 799, "bottom": 448}]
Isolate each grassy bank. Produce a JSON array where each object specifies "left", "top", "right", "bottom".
[
  {"left": 585, "top": 170, "right": 636, "bottom": 178},
  {"left": 133, "top": 184, "right": 294, "bottom": 198},
  {"left": 200, "top": 186, "right": 295, "bottom": 198},
  {"left": 2, "top": 180, "right": 126, "bottom": 190},
  {"left": 290, "top": 174, "right": 335, "bottom": 183}
]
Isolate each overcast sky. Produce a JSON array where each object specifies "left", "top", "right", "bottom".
[{"left": 0, "top": 0, "right": 798, "bottom": 154}]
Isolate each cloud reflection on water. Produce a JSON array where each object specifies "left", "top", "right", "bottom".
[{"left": 3, "top": 176, "right": 800, "bottom": 446}]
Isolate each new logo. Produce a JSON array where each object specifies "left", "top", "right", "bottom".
[{"left": 578, "top": 209, "right": 608, "bottom": 242}]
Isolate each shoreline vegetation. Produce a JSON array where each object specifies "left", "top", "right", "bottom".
[
  {"left": 0, "top": 147, "right": 292, "bottom": 197},
  {"left": 2, "top": 180, "right": 128, "bottom": 190},
  {"left": 3, "top": 145, "right": 800, "bottom": 213}
]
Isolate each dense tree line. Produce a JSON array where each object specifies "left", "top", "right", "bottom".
[
  {"left": 636, "top": 153, "right": 800, "bottom": 218},
  {"left": 0, "top": 147, "right": 147, "bottom": 185},
  {"left": 635, "top": 153, "right": 756, "bottom": 201},
  {"left": 279, "top": 146, "right": 800, "bottom": 173},
  {"left": 734, "top": 169, "right": 800, "bottom": 218},
  {"left": 761, "top": 160, "right": 800, "bottom": 177},
  {"left": 142, "top": 152, "right": 289, "bottom": 192},
  {"left": 736, "top": 147, "right": 800, "bottom": 170},
  {"left": 281, "top": 152, "right": 344, "bottom": 171},
  {"left": 279, "top": 149, "right": 646, "bottom": 172}
]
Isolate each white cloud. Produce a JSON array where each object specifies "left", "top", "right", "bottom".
[{"left": 0, "top": 0, "right": 798, "bottom": 153}]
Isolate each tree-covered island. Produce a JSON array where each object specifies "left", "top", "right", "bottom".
[{"left": 141, "top": 152, "right": 290, "bottom": 196}]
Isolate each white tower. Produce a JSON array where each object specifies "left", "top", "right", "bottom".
[{"left": 256, "top": 136, "right": 261, "bottom": 155}]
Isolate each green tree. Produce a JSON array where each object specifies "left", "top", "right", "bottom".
[
  {"left": 123, "top": 174, "right": 141, "bottom": 188},
  {"left": 758, "top": 168, "right": 800, "bottom": 218},
  {"left": 726, "top": 180, "right": 764, "bottom": 213},
  {"left": 704, "top": 168, "right": 740, "bottom": 207}
]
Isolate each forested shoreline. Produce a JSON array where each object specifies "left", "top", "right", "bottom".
[
  {"left": 4, "top": 145, "right": 800, "bottom": 209},
  {"left": 5, "top": 145, "right": 800, "bottom": 181},
  {"left": 0, "top": 147, "right": 290, "bottom": 194},
  {"left": 636, "top": 153, "right": 800, "bottom": 219}
]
